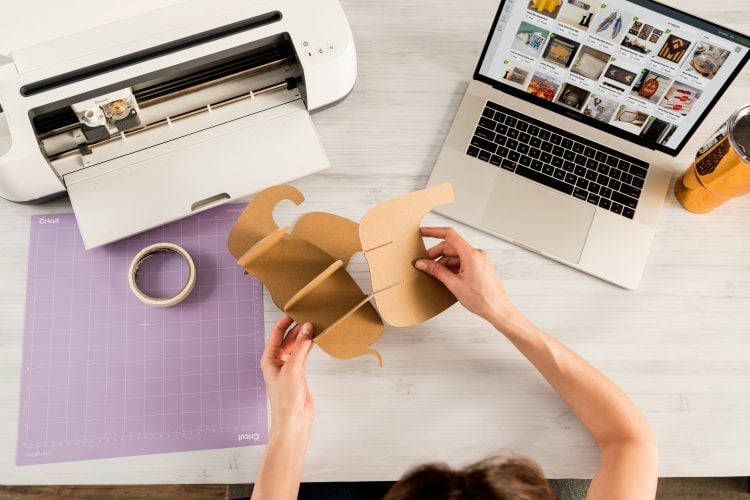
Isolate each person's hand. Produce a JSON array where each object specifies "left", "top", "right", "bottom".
[
  {"left": 261, "top": 315, "right": 315, "bottom": 438},
  {"left": 415, "top": 227, "right": 518, "bottom": 328},
  {"left": 253, "top": 316, "right": 315, "bottom": 500}
]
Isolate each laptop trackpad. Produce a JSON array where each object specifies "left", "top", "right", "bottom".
[{"left": 479, "top": 174, "right": 595, "bottom": 264}]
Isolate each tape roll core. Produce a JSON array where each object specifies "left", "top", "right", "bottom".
[{"left": 128, "top": 243, "right": 196, "bottom": 307}]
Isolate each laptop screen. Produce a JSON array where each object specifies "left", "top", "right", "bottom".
[{"left": 476, "top": 0, "right": 750, "bottom": 155}]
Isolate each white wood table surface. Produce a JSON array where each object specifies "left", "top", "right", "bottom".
[{"left": 1, "top": 0, "right": 749, "bottom": 485}]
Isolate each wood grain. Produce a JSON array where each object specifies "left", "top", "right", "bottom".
[
  {"left": 0, "top": 0, "right": 749, "bottom": 484},
  {"left": 0, "top": 485, "right": 227, "bottom": 499}
]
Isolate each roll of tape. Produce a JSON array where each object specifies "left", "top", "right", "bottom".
[{"left": 128, "top": 243, "right": 196, "bottom": 307}]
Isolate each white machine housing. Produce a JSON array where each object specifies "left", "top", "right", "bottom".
[{"left": 0, "top": 0, "right": 357, "bottom": 248}]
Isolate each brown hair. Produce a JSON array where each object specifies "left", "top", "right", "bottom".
[{"left": 383, "top": 456, "right": 555, "bottom": 500}]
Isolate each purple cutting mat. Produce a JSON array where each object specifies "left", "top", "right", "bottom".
[{"left": 17, "top": 205, "right": 267, "bottom": 465}]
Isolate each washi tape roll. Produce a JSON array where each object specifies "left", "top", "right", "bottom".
[{"left": 128, "top": 243, "right": 196, "bottom": 307}]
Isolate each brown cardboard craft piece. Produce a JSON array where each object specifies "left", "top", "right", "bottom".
[
  {"left": 227, "top": 183, "right": 457, "bottom": 364},
  {"left": 359, "top": 182, "right": 457, "bottom": 327},
  {"left": 227, "top": 185, "right": 384, "bottom": 364}
]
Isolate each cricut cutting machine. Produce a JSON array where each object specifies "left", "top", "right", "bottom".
[{"left": 0, "top": 0, "right": 356, "bottom": 248}]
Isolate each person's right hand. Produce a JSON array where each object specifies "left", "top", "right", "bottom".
[{"left": 415, "top": 227, "right": 518, "bottom": 327}]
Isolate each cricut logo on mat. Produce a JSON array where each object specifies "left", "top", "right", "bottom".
[
  {"left": 38, "top": 217, "right": 59, "bottom": 225},
  {"left": 237, "top": 433, "right": 261, "bottom": 442}
]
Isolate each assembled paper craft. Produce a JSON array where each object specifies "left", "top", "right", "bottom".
[{"left": 227, "top": 183, "right": 457, "bottom": 365}]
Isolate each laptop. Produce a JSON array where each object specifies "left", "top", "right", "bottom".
[{"left": 427, "top": 0, "right": 750, "bottom": 288}]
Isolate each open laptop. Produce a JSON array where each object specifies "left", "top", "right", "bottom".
[{"left": 427, "top": 0, "right": 750, "bottom": 288}]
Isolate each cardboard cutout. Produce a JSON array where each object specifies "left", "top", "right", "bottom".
[
  {"left": 227, "top": 183, "right": 457, "bottom": 364},
  {"left": 359, "top": 182, "right": 457, "bottom": 327}
]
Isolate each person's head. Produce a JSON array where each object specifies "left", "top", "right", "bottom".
[{"left": 383, "top": 455, "right": 555, "bottom": 500}]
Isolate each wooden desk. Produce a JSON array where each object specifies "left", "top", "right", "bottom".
[{"left": 1, "top": 0, "right": 749, "bottom": 484}]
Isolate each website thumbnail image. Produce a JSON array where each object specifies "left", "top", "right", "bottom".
[{"left": 496, "top": 0, "right": 733, "bottom": 145}]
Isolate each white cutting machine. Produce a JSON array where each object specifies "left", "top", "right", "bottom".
[{"left": 0, "top": 0, "right": 357, "bottom": 248}]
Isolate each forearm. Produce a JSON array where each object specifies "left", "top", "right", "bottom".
[
  {"left": 416, "top": 227, "right": 656, "bottom": 497},
  {"left": 251, "top": 427, "right": 310, "bottom": 500},
  {"left": 489, "top": 309, "right": 654, "bottom": 448}
]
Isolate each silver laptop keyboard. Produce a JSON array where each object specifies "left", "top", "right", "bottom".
[{"left": 468, "top": 101, "right": 650, "bottom": 220}]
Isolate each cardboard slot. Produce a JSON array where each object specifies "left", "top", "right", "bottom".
[
  {"left": 281, "top": 262, "right": 378, "bottom": 344},
  {"left": 313, "top": 294, "right": 383, "bottom": 366},
  {"left": 237, "top": 225, "right": 289, "bottom": 269},
  {"left": 283, "top": 260, "right": 344, "bottom": 311},
  {"left": 359, "top": 182, "right": 457, "bottom": 327},
  {"left": 363, "top": 240, "right": 393, "bottom": 254}
]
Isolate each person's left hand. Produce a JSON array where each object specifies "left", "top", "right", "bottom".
[{"left": 261, "top": 315, "right": 315, "bottom": 438}]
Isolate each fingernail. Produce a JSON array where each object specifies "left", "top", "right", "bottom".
[
  {"left": 301, "top": 323, "right": 313, "bottom": 337},
  {"left": 415, "top": 260, "right": 428, "bottom": 271}
]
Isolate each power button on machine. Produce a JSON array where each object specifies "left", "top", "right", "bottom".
[
  {"left": 301, "top": 40, "right": 314, "bottom": 58},
  {"left": 301, "top": 41, "right": 313, "bottom": 58}
]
